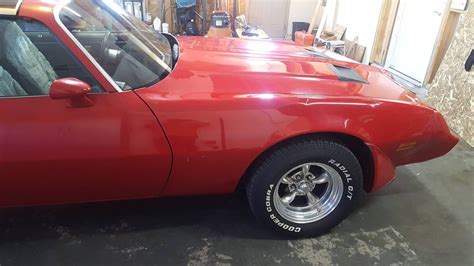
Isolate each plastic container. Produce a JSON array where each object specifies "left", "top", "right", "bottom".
[
  {"left": 294, "top": 31, "right": 315, "bottom": 46},
  {"left": 162, "top": 23, "right": 169, "bottom": 33},
  {"left": 153, "top": 17, "right": 162, "bottom": 32},
  {"left": 292, "top": 22, "right": 310, "bottom": 41}
]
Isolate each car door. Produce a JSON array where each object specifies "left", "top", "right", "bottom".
[{"left": 0, "top": 18, "right": 172, "bottom": 207}]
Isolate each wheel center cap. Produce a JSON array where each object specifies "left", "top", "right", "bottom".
[{"left": 296, "top": 181, "right": 313, "bottom": 194}]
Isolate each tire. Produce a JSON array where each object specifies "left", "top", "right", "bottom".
[{"left": 246, "top": 138, "right": 363, "bottom": 237}]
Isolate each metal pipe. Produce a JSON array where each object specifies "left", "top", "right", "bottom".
[
  {"left": 232, "top": 0, "right": 237, "bottom": 30},
  {"left": 160, "top": 0, "right": 165, "bottom": 20},
  {"left": 202, "top": 0, "right": 207, "bottom": 35}
]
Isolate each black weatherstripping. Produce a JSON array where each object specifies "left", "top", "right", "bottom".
[
  {"left": 305, "top": 48, "right": 332, "bottom": 59},
  {"left": 328, "top": 64, "right": 369, "bottom": 84}
]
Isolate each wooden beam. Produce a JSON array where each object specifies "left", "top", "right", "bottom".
[
  {"left": 307, "top": 0, "right": 323, "bottom": 34},
  {"left": 316, "top": 0, "right": 333, "bottom": 39},
  {"left": 424, "top": 0, "right": 461, "bottom": 85},
  {"left": 370, "top": 0, "right": 399, "bottom": 65}
]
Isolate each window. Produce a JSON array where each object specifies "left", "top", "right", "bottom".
[
  {"left": 0, "top": 18, "right": 104, "bottom": 97},
  {"left": 59, "top": 0, "right": 173, "bottom": 90}
]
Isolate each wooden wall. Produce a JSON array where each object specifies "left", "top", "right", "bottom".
[
  {"left": 145, "top": 0, "right": 248, "bottom": 34},
  {"left": 427, "top": 0, "right": 473, "bottom": 146}
]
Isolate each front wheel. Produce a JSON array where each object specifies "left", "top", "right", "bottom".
[{"left": 246, "top": 139, "right": 363, "bottom": 237}]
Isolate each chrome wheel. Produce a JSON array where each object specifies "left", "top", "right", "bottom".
[{"left": 273, "top": 163, "right": 344, "bottom": 224}]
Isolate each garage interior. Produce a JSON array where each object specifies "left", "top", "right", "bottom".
[{"left": 0, "top": 0, "right": 472, "bottom": 265}]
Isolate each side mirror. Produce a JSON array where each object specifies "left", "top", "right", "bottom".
[{"left": 50, "top": 78, "right": 93, "bottom": 107}]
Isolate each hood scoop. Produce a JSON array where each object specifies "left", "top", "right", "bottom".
[{"left": 329, "top": 64, "right": 369, "bottom": 84}]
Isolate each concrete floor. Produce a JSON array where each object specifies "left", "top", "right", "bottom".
[{"left": 0, "top": 142, "right": 472, "bottom": 266}]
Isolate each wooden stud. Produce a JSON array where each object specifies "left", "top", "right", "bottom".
[
  {"left": 424, "top": 0, "right": 462, "bottom": 85},
  {"left": 316, "top": 0, "right": 333, "bottom": 39},
  {"left": 308, "top": 0, "right": 323, "bottom": 34},
  {"left": 370, "top": 0, "right": 400, "bottom": 65}
]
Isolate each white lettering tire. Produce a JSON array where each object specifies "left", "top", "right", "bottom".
[{"left": 246, "top": 138, "right": 363, "bottom": 237}]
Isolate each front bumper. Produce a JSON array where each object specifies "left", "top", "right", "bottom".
[
  {"left": 396, "top": 111, "right": 459, "bottom": 165},
  {"left": 369, "top": 111, "right": 459, "bottom": 192}
]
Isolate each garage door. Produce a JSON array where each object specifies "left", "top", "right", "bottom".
[{"left": 248, "top": 0, "right": 290, "bottom": 38}]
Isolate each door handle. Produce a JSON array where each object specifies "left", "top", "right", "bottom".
[{"left": 465, "top": 50, "right": 474, "bottom": 72}]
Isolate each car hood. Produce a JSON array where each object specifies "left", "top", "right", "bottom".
[{"left": 157, "top": 36, "right": 425, "bottom": 106}]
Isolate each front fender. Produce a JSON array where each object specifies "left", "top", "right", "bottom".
[{"left": 138, "top": 89, "right": 452, "bottom": 196}]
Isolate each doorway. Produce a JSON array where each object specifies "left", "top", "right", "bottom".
[
  {"left": 385, "top": 0, "right": 447, "bottom": 84},
  {"left": 247, "top": 0, "right": 290, "bottom": 38}
]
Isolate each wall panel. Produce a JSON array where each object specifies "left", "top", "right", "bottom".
[{"left": 428, "top": 0, "right": 473, "bottom": 146}]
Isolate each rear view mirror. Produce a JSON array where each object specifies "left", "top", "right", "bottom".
[{"left": 49, "top": 78, "right": 93, "bottom": 107}]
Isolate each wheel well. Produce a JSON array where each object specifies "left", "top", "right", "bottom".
[{"left": 237, "top": 133, "right": 375, "bottom": 193}]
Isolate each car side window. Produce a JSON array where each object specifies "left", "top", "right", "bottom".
[{"left": 0, "top": 18, "right": 104, "bottom": 97}]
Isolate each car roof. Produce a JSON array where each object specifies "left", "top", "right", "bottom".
[
  {"left": 0, "top": 0, "right": 22, "bottom": 16},
  {"left": 0, "top": 0, "right": 72, "bottom": 17}
]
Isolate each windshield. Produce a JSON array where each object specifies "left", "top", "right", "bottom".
[{"left": 59, "top": 0, "right": 173, "bottom": 90}]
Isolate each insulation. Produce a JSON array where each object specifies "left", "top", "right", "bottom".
[{"left": 428, "top": 1, "right": 473, "bottom": 146}]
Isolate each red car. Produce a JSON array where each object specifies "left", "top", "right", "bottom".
[{"left": 0, "top": 0, "right": 458, "bottom": 236}]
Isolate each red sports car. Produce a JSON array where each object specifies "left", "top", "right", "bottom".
[{"left": 0, "top": 0, "right": 458, "bottom": 236}]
